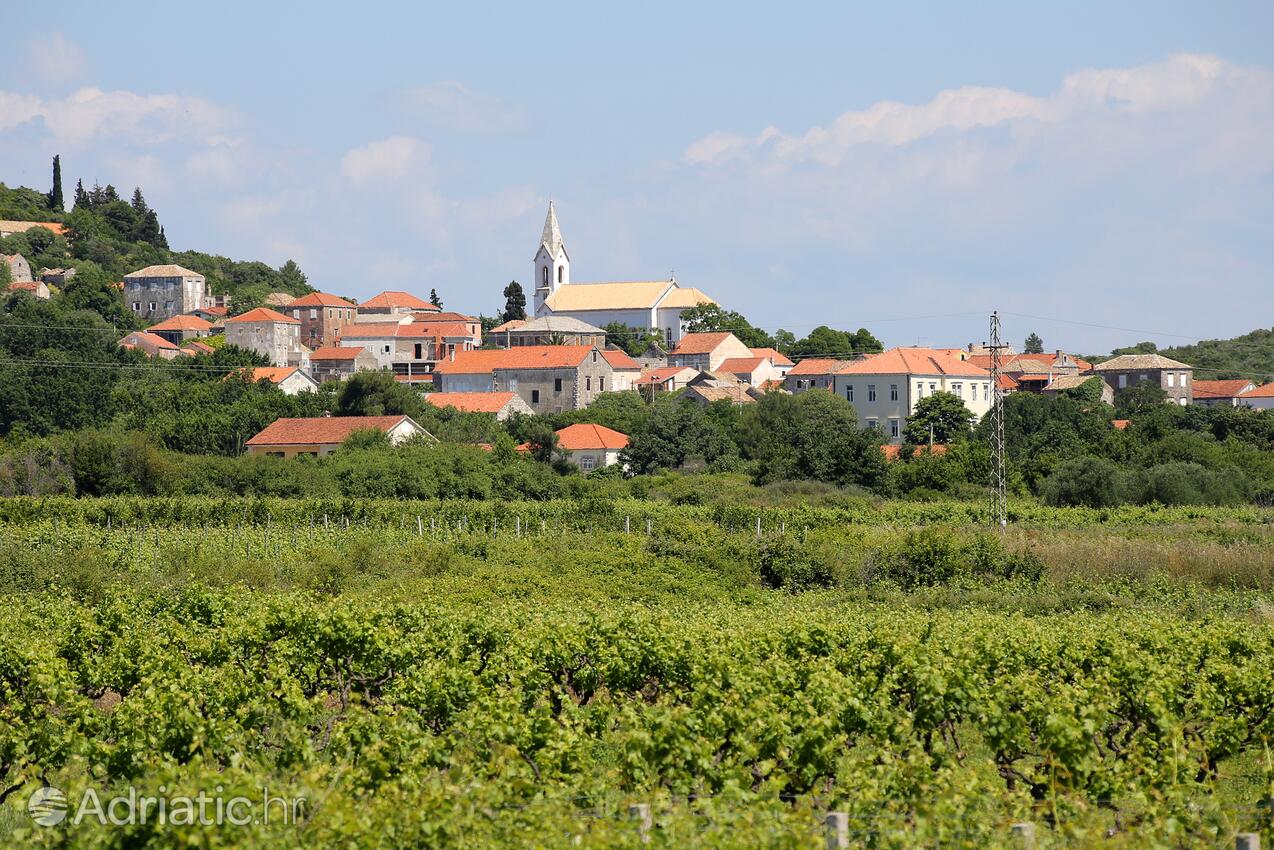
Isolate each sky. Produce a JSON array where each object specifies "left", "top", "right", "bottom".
[{"left": 2, "top": 1, "right": 1272, "bottom": 354}]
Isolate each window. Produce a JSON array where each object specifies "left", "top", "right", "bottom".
[
  {"left": 585, "top": 376, "right": 592, "bottom": 391},
  {"left": 890, "top": 384, "right": 898, "bottom": 401},
  {"left": 383, "top": 345, "right": 390, "bottom": 354},
  {"left": 1166, "top": 373, "right": 1175, "bottom": 387},
  {"left": 554, "top": 378, "right": 563, "bottom": 392},
  {"left": 866, "top": 384, "right": 876, "bottom": 402},
  {"left": 592, "top": 351, "right": 597, "bottom": 362},
  {"left": 310, "top": 309, "right": 318, "bottom": 320},
  {"left": 131, "top": 302, "right": 140, "bottom": 312},
  {"left": 599, "top": 377, "right": 605, "bottom": 391},
  {"left": 952, "top": 382, "right": 962, "bottom": 398},
  {"left": 542, "top": 267, "right": 548, "bottom": 285},
  {"left": 929, "top": 382, "right": 936, "bottom": 394},
  {"left": 889, "top": 419, "right": 900, "bottom": 438},
  {"left": 148, "top": 302, "right": 156, "bottom": 311},
  {"left": 414, "top": 343, "right": 423, "bottom": 359},
  {"left": 866, "top": 418, "right": 879, "bottom": 430},
  {"left": 846, "top": 385, "right": 854, "bottom": 402},
  {"left": 580, "top": 455, "right": 595, "bottom": 471},
  {"left": 983, "top": 383, "right": 989, "bottom": 401},
  {"left": 1118, "top": 374, "right": 1128, "bottom": 388},
  {"left": 531, "top": 389, "right": 540, "bottom": 403},
  {"left": 1180, "top": 372, "right": 1189, "bottom": 385},
  {"left": 916, "top": 382, "right": 924, "bottom": 398},
  {"left": 557, "top": 265, "right": 564, "bottom": 284}
]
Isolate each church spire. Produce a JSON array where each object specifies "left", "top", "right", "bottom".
[{"left": 540, "top": 200, "right": 564, "bottom": 258}]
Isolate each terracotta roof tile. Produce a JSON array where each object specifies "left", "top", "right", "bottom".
[
  {"left": 148, "top": 314, "right": 213, "bottom": 332},
  {"left": 1094, "top": 353, "right": 1192, "bottom": 371},
  {"left": 309, "top": 346, "right": 367, "bottom": 361},
  {"left": 600, "top": 348, "right": 641, "bottom": 370},
  {"left": 361, "top": 290, "right": 436, "bottom": 310},
  {"left": 1241, "top": 382, "right": 1274, "bottom": 399},
  {"left": 424, "top": 392, "right": 520, "bottom": 413},
  {"left": 433, "top": 345, "right": 595, "bottom": 375},
  {"left": 1194, "top": 379, "right": 1256, "bottom": 399},
  {"left": 226, "top": 307, "right": 300, "bottom": 324},
  {"left": 0, "top": 220, "right": 66, "bottom": 236},
  {"left": 125, "top": 264, "right": 203, "bottom": 278},
  {"left": 289, "top": 292, "right": 357, "bottom": 308},
  {"left": 750, "top": 347, "right": 794, "bottom": 366},
  {"left": 718, "top": 356, "right": 765, "bottom": 375},
  {"left": 836, "top": 348, "right": 989, "bottom": 377},
  {"left": 555, "top": 423, "right": 629, "bottom": 450},
  {"left": 786, "top": 358, "right": 851, "bottom": 377},
  {"left": 246, "top": 415, "right": 415, "bottom": 446},
  {"left": 670, "top": 332, "right": 735, "bottom": 355}
]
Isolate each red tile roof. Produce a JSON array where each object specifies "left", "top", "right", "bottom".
[
  {"left": 1241, "top": 382, "right": 1274, "bottom": 399},
  {"left": 750, "top": 347, "right": 794, "bottom": 366},
  {"left": 148, "top": 314, "right": 213, "bottom": 332},
  {"left": 1194, "top": 379, "right": 1256, "bottom": 399},
  {"left": 361, "top": 291, "right": 436, "bottom": 310},
  {"left": 424, "top": 392, "right": 520, "bottom": 413},
  {"left": 786, "top": 358, "right": 850, "bottom": 377},
  {"left": 433, "top": 345, "right": 595, "bottom": 375},
  {"left": 119, "top": 330, "right": 178, "bottom": 351},
  {"left": 309, "top": 345, "right": 367, "bottom": 361},
  {"left": 246, "top": 415, "right": 416, "bottom": 446},
  {"left": 718, "top": 356, "right": 766, "bottom": 375},
  {"left": 555, "top": 423, "right": 629, "bottom": 450},
  {"left": 966, "top": 352, "right": 1095, "bottom": 373},
  {"left": 413, "top": 311, "right": 476, "bottom": 323},
  {"left": 670, "top": 331, "right": 735, "bottom": 355},
  {"left": 339, "top": 321, "right": 463, "bottom": 340},
  {"left": 1112, "top": 419, "right": 1131, "bottom": 430},
  {"left": 882, "top": 444, "right": 948, "bottom": 461},
  {"left": 636, "top": 366, "right": 692, "bottom": 385},
  {"left": 600, "top": 348, "right": 641, "bottom": 370},
  {"left": 836, "top": 348, "right": 989, "bottom": 377},
  {"left": 997, "top": 374, "right": 1020, "bottom": 391},
  {"left": 490, "top": 319, "right": 527, "bottom": 334},
  {"left": 289, "top": 292, "right": 356, "bottom": 308},
  {"left": 180, "top": 340, "right": 215, "bottom": 355},
  {"left": 228, "top": 366, "right": 304, "bottom": 385},
  {"left": 194, "top": 306, "right": 228, "bottom": 317},
  {"left": 226, "top": 307, "right": 299, "bottom": 324}
]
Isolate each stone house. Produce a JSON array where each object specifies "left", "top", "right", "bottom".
[
  {"left": 1092, "top": 354, "right": 1193, "bottom": 405},
  {"left": 433, "top": 345, "right": 614, "bottom": 414},
  {"left": 118, "top": 330, "right": 182, "bottom": 360},
  {"left": 600, "top": 349, "right": 642, "bottom": 390},
  {"left": 1042, "top": 374, "right": 1116, "bottom": 405},
  {"left": 147, "top": 314, "right": 214, "bottom": 346},
  {"left": 40, "top": 267, "right": 75, "bottom": 286},
  {"left": 495, "top": 315, "right": 607, "bottom": 348},
  {"left": 423, "top": 391, "right": 535, "bottom": 420},
  {"left": 784, "top": 358, "right": 850, "bottom": 393},
  {"left": 286, "top": 292, "right": 358, "bottom": 349},
  {"left": 8, "top": 281, "right": 51, "bottom": 300},
  {"left": 668, "top": 332, "right": 754, "bottom": 372},
  {"left": 307, "top": 346, "right": 379, "bottom": 384},
  {"left": 225, "top": 307, "right": 305, "bottom": 368},
  {"left": 3, "top": 253, "right": 33, "bottom": 283},
  {"left": 245, "top": 414, "right": 430, "bottom": 458},
  {"left": 356, "top": 290, "right": 439, "bottom": 322},
  {"left": 124, "top": 264, "right": 207, "bottom": 322}
]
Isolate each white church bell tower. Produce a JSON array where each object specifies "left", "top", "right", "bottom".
[{"left": 533, "top": 201, "right": 569, "bottom": 315}]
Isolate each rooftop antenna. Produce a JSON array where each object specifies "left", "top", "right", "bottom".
[{"left": 988, "top": 311, "right": 1008, "bottom": 529}]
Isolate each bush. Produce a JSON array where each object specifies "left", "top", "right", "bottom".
[
  {"left": 871, "top": 530, "right": 1043, "bottom": 589},
  {"left": 751, "top": 535, "right": 833, "bottom": 592},
  {"left": 1134, "top": 462, "right": 1253, "bottom": 506},
  {"left": 1039, "top": 456, "right": 1128, "bottom": 508}
]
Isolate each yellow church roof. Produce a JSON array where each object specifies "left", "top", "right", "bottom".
[{"left": 543, "top": 281, "right": 717, "bottom": 312}]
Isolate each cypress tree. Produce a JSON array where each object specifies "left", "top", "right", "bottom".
[
  {"left": 429, "top": 288, "right": 443, "bottom": 308},
  {"left": 501, "top": 280, "right": 527, "bottom": 322},
  {"left": 49, "top": 155, "right": 64, "bottom": 211},
  {"left": 73, "top": 179, "right": 88, "bottom": 209}
]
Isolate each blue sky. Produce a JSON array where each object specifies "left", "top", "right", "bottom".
[{"left": 2, "top": 2, "right": 1272, "bottom": 353}]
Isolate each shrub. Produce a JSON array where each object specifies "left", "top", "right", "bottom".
[
  {"left": 1039, "top": 456, "right": 1127, "bottom": 508},
  {"left": 752, "top": 535, "right": 833, "bottom": 592}
]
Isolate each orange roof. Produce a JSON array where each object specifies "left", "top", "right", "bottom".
[
  {"left": 433, "top": 345, "right": 595, "bottom": 375},
  {"left": 181, "top": 340, "right": 215, "bottom": 355},
  {"left": 309, "top": 345, "right": 367, "bottom": 360},
  {"left": 246, "top": 415, "right": 414, "bottom": 446},
  {"left": 836, "top": 348, "right": 988, "bottom": 377},
  {"left": 997, "top": 374, "right": 1020, "bottom": 391},
  {"left": 424, "top": 392, "right": 520, "bottom": 413},
  {"left": 1241, "top": 382, "right": 1274, "bottom": 399},
  {"left": 786, "top": 358, "right": 849, "bottom": 377},
  {"left": 1194, "top": 379, "right": 1256, "bottom": 399},
  {"left": 226, "top": 307, "right": 299, "bottom": 324},
  {"left": 119, "top": 330, "right": 178, "bottom": 351},
  {"left": 1112, "top": 419, "right": 1131, "bottom": 430},
  {"left": 361, "top": 290, "right": 436, "bottom": 310},
  {"left": 338, "top": 322, "right": 442, "bottom": 340},
  {"left": 490, "top": 319, "right": 527, "bottom": 334},
  {"left": 229, "top": 366, "right": 303, "bottom": 385},
  {"left": 966, "top": 352, "right": 1094, "bottom": 373},
  {"left": 148, "top": 314, "right": 213, "bottom": 332},
  {"left": 8, "top": 281, "right": 42, "bottom": 292},
  {"left": 289, "top": 292, "right": 356, "bottom": 308},
  {"left": 555, "top": 423, "right": 629, "bottom": 450},
  {"left": 670, "top": 332, "right": 735, "bottom": 355},
  {"left": 718, "top": 356, "right": 766, "bottom": 375},
  {"left": 750, "top": 347, "right": 794, "bottom": 367},
  {"left": 636, "top": 366, "right": 691, "bottom": 385},
  {"left": 193, "top": 306, "right": 228, "bottom": 317},
  {"left": 0, "top": 220, "right": 66, "bottom": 236},
  {"left": 600, "top": 348, "right": 641, "bottom": 370},
  {"left": 882, "top": 444, "right": 948, "bottom": 462},
  {"left": 412, "top": 311, "right": 475, "bottom": 323}
]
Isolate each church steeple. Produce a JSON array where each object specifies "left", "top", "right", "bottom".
[{"left": 533, "top": 200, "right": 570, "bottom": 315}]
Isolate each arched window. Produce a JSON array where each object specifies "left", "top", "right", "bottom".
[
  {"left": 542, "top": 266, "right": 548, "bottom": 285},
  {"left": 557, "top": 265, "right": 563, "bottom": 284}
]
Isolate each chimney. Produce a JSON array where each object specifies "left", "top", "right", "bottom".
[{"left": 323, "top": 410, "right": 332, "bottom": 418}]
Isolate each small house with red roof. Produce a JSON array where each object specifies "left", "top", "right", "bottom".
[
  {"left": 119, "top": 330, "right": 182, "bottom": 360},
  {"left": 245, "top": 414, "right": 429, "bottom": 458},
  {"left": 147, "top": 314, "right": 213, "bottom": 345},
  {"left": 784, "top": 358, "right": 851, "bottom": 393},
  {"left": 357, "top": 290, "right": 439, "bottom": 320},
  {"left": 229, "top": 366, "right": 319, "bottom": 396},
  {"left": 286, "top": 292, "right": 357, "bottom": 349},
  {"left": 634, "top": 365, "right": 698, "bottom": 393},
  {"left": 1239, "top": 382, "right": 1274, "bottom": 411},
  {"left": 433, "top": 345, "right": 613, "bottom": 414},
  {"left": 1193, "top": 379, "right": 1257, "bottom": 408},
  {"left": 308, "top": 346, "right": 379, "bottom": 383},
  {"left": 668, "top": 332, "right": 752, "bottom": 372},
  {"left": 553, "top": 423, "right": 630, "bottom": 471},
  {"left": 600, "top": 348, "right": 642, "bottom": 390},
  {"left": 225, "top": 307, "right": 305, "bottom": 368},
  {"left": 423, "top": 391, "right": 534, "bottom": 420}
]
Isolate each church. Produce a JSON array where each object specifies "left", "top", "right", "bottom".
[{"left": 532, "top": 202, "right": 716, "bottom": 346}]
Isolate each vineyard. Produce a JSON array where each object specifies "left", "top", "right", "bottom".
[{"left": 1, "top": 497, "right": 1274, "bottom": 848}]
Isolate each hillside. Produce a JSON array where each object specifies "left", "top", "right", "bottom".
[
  {"left": 0, "top": 174, "right": 313, "bottom": 328},
  {"left": 1110, "top": 327, "right": 1274, "bottom": 383}
]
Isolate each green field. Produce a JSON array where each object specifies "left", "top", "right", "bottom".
[{"left": 3, "top": 497, "right": 1274, "bottom": 848}]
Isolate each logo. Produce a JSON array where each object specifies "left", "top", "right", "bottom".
[{"left": 28, "top": 786, "right": 68, "bottom": 826}]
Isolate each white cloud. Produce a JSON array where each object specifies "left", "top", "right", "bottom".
[
  {"left": 340, "top": 135, "right": 428, "bottom": 185},
  {"left": 402, "top": 82, "right": 524, "bottom": 132},
  {"left": 30, "top": 33, "right": 86, "bottom": 84},
  {"left": 103, "top": 154, "right": 170, "bottom": 194},
  {"left": 0, "top": 86, "right": 237, "bottom": 148},
  {"left": 217, "top": 196, "right": 285, "bottom": 230}
]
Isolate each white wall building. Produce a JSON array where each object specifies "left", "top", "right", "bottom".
[
  {"left": 831, "top": 348, "right": 992, "bottom": 444},
  {"left": 123, "top": 264, "right": 206, "bottom": 322}
]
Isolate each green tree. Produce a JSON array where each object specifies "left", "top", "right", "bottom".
[
  {"left": 73, "top": 178, "right": 88, "bottom": 209},
  {"left": 903, "top": 391, "right": 974, "bottom": 446},
  {"left": 501, "top": 281, "right": 527, "bottom": 322},
  {"left": 772, "top": 329, "right": 796, "bottom": 354},
  {"left": 678, "top": 303, "right": 773, "bottom": 349},
  {"left": 278, "top": 260, "right": 307, "bottom": 292},
  {"left": 48, "top": 155, "right": 64, "bottom": 212},
  {"left": 1024, "top": 332, "right": 1043, "bottom": 354},
  {"left": 788, "top": 326, "right": 883, "bottom": 359},
  {"left": 336, "top": 371, "right": 423, "bottom": 418},
  {"left": 740, "top": 390, "right": 887, "bottom": 488},
  {"left": 429, "top": 288, "right": 443, "bottom": 308}
]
